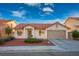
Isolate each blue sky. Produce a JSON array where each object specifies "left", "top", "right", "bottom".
[{"left": 0, "top": 3, "right": 79, "bottom": 24}]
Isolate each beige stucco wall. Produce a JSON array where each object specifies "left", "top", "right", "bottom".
[
  {"left": 46, "top": 24, "right": 68, "bottom": 30},
  {"left": 7, "top": 20, "right": 16, "bottom": 28},
  {"left": 65, "top": 18, "right": 79, "bottom": 32},
  {"left": 14, "top": 29, "right": 26, "bottom": 38},
  {"left": 6, "top": 20, "right": 16, "bottom": 37},
  {"left": 34, "top": 30, "right": 46, "bottom": 39}
]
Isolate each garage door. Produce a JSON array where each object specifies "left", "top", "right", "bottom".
[{"left": 47, "top": 30, "right": 66, "bottom": 39}]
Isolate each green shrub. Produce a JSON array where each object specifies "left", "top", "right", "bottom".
[
  {"left": 72, "top": 30, "right": 79, "bottom": 39},
  {"left": 24, "top": 38, "right": 42, "bottom": 43},
  {"left": 0, "top": 39, "right": 5, "bottom": 45},
  {"left": 0, "top": 36, "right": 15, "bottom": 45},
  {"left": 4, "top": 36, "right": 15, "bottom": 42},
  {"left": 7, "top": 36, "right": 15, "bottom": 40}
]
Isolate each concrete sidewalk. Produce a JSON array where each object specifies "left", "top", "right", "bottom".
[
  {"left": 0, "top": 46, "right": 66, "bottom": 56},
  {"left": 0, "top": 46, "right": 64, "bottom": 51}
]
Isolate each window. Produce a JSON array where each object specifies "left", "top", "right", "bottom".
[
  {"left": 39, "top": 30, "right": 45, "bottom": 36},
  {"left": 17, "top": 30, "right": 23, "bottom": 36}
]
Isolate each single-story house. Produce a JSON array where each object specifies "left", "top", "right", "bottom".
[{"left": 14, "top": 22, "right": 70, "bottom": 39}]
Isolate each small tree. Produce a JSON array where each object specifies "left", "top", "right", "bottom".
[
  {"left": 72, "top": 30, "right": 79, "bottom": 39},
  {"left": 5, "top": 27, "right": 12, "bottom": 36}
]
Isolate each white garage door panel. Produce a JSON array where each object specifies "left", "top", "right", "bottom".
[{"left": 47, "top": 30, "right": 66, "bottom": 39}]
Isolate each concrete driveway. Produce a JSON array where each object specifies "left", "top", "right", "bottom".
[{"left": 50, "top": 39, "right": 79, "bottom": 51}]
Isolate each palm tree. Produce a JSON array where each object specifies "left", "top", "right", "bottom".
[{"left": 5, "top": 27, "right": 12, "bottom": 36}]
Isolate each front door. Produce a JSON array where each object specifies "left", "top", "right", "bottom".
[{"left": 27, "top": 29, "right": 32, "bottom": 38}]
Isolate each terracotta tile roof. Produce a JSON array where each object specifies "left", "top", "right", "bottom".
[
  {"left": 14, "top": 24, "right": 27, "bottom": 29},
  {"left": 0, "top": 20, "right": 14, "bottom": 27},
  {"left": 0, "top": 23, "right": 6, "bottom": 25},
  {"left": 68, "top": 17, "right": 79, "bottom": 19},
  {"left": 14, "top": 22, "right": 70, "bottom": 30},
  {"left": 0, "top": 20, "right": 13, "bottom": 24},
  {"left": 14, "top": 23, "right": 52, "bottom": 30},
  {"left": 0, "top": 20, "right": 12, "bottom": 22},
  {"left": 75, "top": 25, "right": 79, "bottom": 28}
]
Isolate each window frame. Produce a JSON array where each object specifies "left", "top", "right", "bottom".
[
  {"left": 17, "top": 30, "right": 23, "bottom": 36},
  {"left": 39, "top": 30, "right": 45, "bottom": 36}
]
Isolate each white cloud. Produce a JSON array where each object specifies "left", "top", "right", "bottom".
[
  {"left": 24, "top": 3, "right": 54, "bottom": 15},
  {"left": 43, "top": 7, "right": 53, "bottom": 12},
  {"left": 42, "top": 7, "right": 54, "bottom": 15},
  {"left": 24, "top": 3, "right": 40, "bottom": 7},
  {"left": 24, "top": 3, "right": 54, "bottom": 7},
  {"left": 11, "top": 10, "right": 26, "bottom": 18},
  {"left": 44, "top": 3, "right": 54, "bottom": 7}
]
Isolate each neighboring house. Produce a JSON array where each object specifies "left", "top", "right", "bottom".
[
  {"left": 64, "top": 17, "right": 79, "bottom": 32},
  {"left": 14, "top": 22, "right": 70, "bottom": 39},
  {"left": 64, "top": 17, "right": 79, "bottom": 39},
  {"left": 0, "top": 20, "right": 16, "bottom": 37}
]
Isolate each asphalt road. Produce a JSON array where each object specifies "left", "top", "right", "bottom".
[
  {"left": 0, "top": 52, "right": 54, "bottom": 56},
  {"left": 1, "top": 52, "right": 79, "bottom": 56},
  {"left": 0, "top": 50, "right": 79, "bottom": 56}
]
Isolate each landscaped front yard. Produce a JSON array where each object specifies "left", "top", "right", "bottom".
[{"left": 0, "top": 39, "right": 54, "bottom": 46}]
